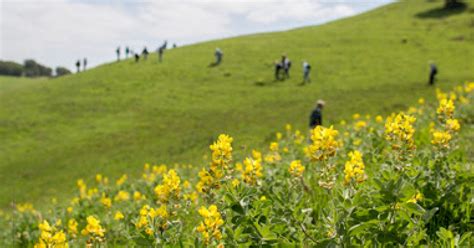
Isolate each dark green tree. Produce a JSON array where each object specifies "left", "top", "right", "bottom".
[
  {"left": 55, "top": 67, "right": 72, "bottom": 77},
  {"left": 0, "top": 60, "right": 23, "bottom": 76}
]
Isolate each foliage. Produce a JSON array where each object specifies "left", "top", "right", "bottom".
[
  {"left": 23, "top": 59, "right": 52, "bottom": 78},
  {"left": 0, "top": 60, "right": 23, "bottom": 76},
  {"left": 2, "top": 82, "right": 473, "bottom": 247},
  {"left": 55, "top": 67, "right": 72, "bottom": 77}
]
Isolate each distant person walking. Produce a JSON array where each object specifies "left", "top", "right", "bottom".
[
  {"left": 309, "top": 100, "right": 325, "bottom": 129},
  {"left": 215, "top": 48, "right": 223, "bottom": 65},
  {"left": 125, "top": 47, "right": 130, "bottom": 59},
  {"left": 173, "top": 43, "right": 177, "bottom": 48},
  {"left": 281, "top": 54, "right": 291, "bottom": 79},
  {"left": 83, "top": 58, "right": 87, "bottom": 71},
  {"left": 116, "top": 47, "right": 121, "bottom": 61},
  {"left": 302, "top": 61, "right": 311, "bottom": 84},
  {"left": 75, "top": 60, "right": 81, "bottom": 73},
  {"left": 274, "top": 60, "right": 283, "bottom": 80},
  {"left": 429, "top": 62, "right": 438, "bottom": 86},
  {"left": 142, "top": 47, "right": 149, "bottom": 60},
  {"left": 158, "top": 41, "right": 167, "bottom": 62},
  {"left": 134, "top": 53, "right": 140, "bottom": 63}
]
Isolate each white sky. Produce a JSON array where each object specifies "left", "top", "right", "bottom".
[{"left": 0, "top": 0, "right": 393, "bottom": 71}]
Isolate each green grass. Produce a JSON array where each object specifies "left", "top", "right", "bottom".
[{"left": 0, "top": 0, "right": 473, "bottom": 208}]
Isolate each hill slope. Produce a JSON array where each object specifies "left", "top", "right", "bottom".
[{"left": 1, "top": 0, "right": 473, "bottom": 208}]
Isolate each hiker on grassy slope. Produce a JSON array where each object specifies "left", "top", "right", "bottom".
[
  {"left": 75, "top": 60, "right": 81, "bottom": 73},
  {"left": 309, "top": 100, "right": 325, "bottom": 129},
  {"left": 282, "top": 54, "right": 291, "bottom": 79},
  {"left": 274, "top": 60, "right": 283, "bottom": 80},
  {"left": 125, "top": 47, "right": 130, "bottom": 59},
  {"left": 142, "top": 47, "right": 149, "bottom": 60},
  {"left": 215, "top": 48, "right": 223, "bottom": 65},
  {"left": 429, "top": 62, "right": 438, "bottom": 85},
  {"left": 303, "top": 61, "right": 311, "bottom": 84},
  {"left": 116, "top": 46, "right": 121, "bottom": 61}
]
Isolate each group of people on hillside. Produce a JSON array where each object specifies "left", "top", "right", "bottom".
[
  {"left": 75, "top": 58, "right": 87, "bottom": 73},
  {"left": 109, "top": 44, "right": 440, "bottom": 131},
  {"left": 115, "top": 41, "right": 173, "bottom": 63},
  {"left": 275, "top": 54, "right": 311, "bottom": 84}
]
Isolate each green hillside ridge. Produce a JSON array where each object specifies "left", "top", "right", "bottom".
[{"left": 0, "top": 0, "right": 473, "bottom": 208}]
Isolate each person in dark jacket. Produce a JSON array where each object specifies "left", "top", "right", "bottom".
[
  {"left": 125, "top": 47, "right": 130, "bottom": 59},
  {"left": 309, "top": 100, "right": 325, "bottom": 129},
  {"left": 134, "top": 53, "right": 140, "bottom": 63},
  {"left": 142, "top": 47, "right": 149, "bottom": 60},
  {"left": 75, "top": 60, "right": 81, "bottom": 73},
  {"left": 116, "top": 46, "right": 121, "bottom": 61},
  {"left": 274, "top": 60, "right": 283, "bottom": 80},
  {"left": 429, "top": 62, "right": 438, "bottom": 85}
]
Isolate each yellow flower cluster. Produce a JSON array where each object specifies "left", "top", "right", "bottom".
[
  {"left": 436, "top": 98, "right": 455, "bottom": 119},
  {"left": 100, "top": 193, "right": 112, "bottom": 208},
  {"left": 196, "top": 134, "right": 233, "bottom": 194},
  {"left": 135, "top": 204, "right": 169, "bottom": 234},
  {"left": 95, "top": 174, "right": 109, "bottom": 185},
  {"left": 237, "top": 157, "right": 263, "bottom": 185},
  {"left": 432, "top": 98, "right": 461, "bottom": 148},
  {"left": 343, "top": 151, "right": 366, "bottom": 185},
  {"left": 114, "top": 190, "right": 130, "bottom": 202},
  {"left": 196, "top": 205, "right": 224, "bottom": 245},
  {"left": 210, "top": 134, "right": 233, "bottom": 171},
  {"left": 264, "top": 142, "right": 282, "bottom": 163},
  {"left": 81, "top": 216, "right": 105, "bottom": 240},
  {"left": 288, "top": 160, "right": 305, "bottom": 177},
  {"left": 445, "top": 118, "right": 460, "bottom": 132},
  {"left": 142, "top": 163, "right": 168, "bottom": 183},
  {"left": 384, "top": 113, "right": 416, "bottom": 150},
  {"left": 354, "top": 120, "right": 367, "bottom": 131},
  {"left": 116, "top": 174, "right": 128, "bottom": 186},
  {"left": 67, "top": 219, "right": 78, "bottom": 237},
  {"left": 154, "top": 169, "right": 181, "bottom": 203},
  {"left": 34, "top": 220, "right": 68, "bottom": 248},
  {"left": 431, "top": 131, "right": 452, "bottom": 147},
  {"left": 16, "top": 203, "right": 35, "bottom": 213},
  {"left": 114, "top": 211, "right": 125, "bottom": 221},
  {"left": 305, "top": 125, "right": 341, "bottom": 161}
]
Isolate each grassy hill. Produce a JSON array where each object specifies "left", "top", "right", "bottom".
[{"left": 0, "top": 0, "right": 473, "bottom": 209}]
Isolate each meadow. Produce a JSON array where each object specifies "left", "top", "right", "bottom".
[
  {"left": 1, "top": 0, "right": 473, "bottom": 210},
  {"left": 2, "top": 82, "right": 473, "bottom": 246}
]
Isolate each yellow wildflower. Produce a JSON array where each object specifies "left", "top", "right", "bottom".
[
  {"left": 431, "top": 130, "right": 452, "bottom": 147},
  {"left": 288, "top": 160, "right": 305, "bottom": 177},
  {"left": 81, "top": 216, "right": 105, "bottom": 238},
  {"left": 344, "top": 151, "right": 366, "bottom": 185},
  {"left": 241, "top": 157, "right": 263, "bottom": 185},
  {"left": 116, "top": 174, "right": 128, "bottom": 186},
  {"left": 305, "top": 125, "right": 341, "bottom": 161},
  {"left": 68, "top": 219, "right": 78, "bottom": 236},
  {"left": 114, "top": 211, "right": 124, "bottom": 221},
  {"left": 196, "top": 205, "right": 224, "bottom": 245},
  {"left": 437, "top": 98, "right": 455, "bottom": 119},
  {"left": 375, "top": 115, "right": 383, "bottom": 123},
  {"left": 445, "top": 119, "right": 460, "bottom": 132}
]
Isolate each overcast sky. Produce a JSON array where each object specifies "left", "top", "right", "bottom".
[{"left": 0, "top": 0, "right": 393, "bottom": 71}]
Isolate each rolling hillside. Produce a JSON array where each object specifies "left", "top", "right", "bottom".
[{"left": 0, "top": 0, "right": 473, "bottom": 208}]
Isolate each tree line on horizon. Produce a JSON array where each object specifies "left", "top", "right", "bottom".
[{"left": 0, "top": 60, "right": 71, "bottom": 78}]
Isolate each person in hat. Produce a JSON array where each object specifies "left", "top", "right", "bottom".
[{"left": 309, "top": 100, "right": 325, "bottom": 129}]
